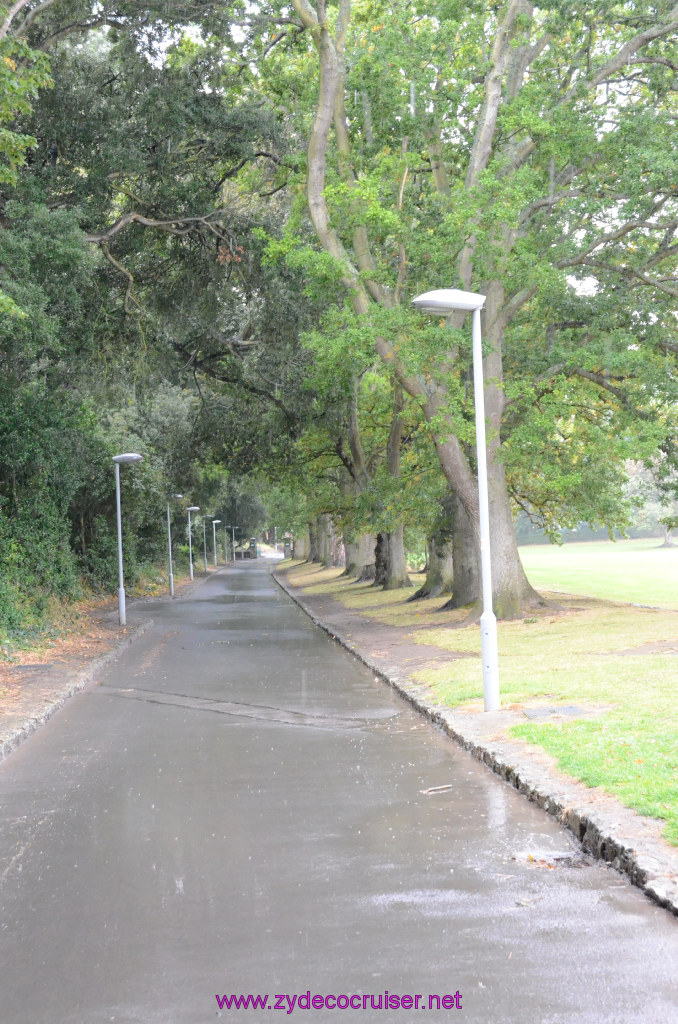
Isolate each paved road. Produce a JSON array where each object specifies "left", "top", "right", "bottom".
[{"left": 0, "top": 562, "right": 676, "bottom": 1024}]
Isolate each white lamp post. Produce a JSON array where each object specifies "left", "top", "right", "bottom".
[
  {"left": 166, "top": 493, "right": 183, "bottom": 598},
  {"left": 412, "top": 288, "right": 500, "bottom": 712},
  {"left": 212, "top": 519, "right": 221, "bottom": 566},
  {"left": 112, "top": 453, "right": 143, "bottom": 627},
  {"left": 187, "top": 506, "right": 200, "bottom": 580},
  {"left": 202, "top": 515, "right": 212, "bottom": 572}
]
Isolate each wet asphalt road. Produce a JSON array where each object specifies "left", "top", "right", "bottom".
[{"left": 0, "top": 561, "right": 677, "bottom": 1024}]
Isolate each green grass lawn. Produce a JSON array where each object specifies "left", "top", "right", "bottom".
[
  {"left": 413, "top": 602, "right": 678, "bottom": 844},
  {"left": 519, "top": 537, "right": 678, "bottom": 608},
  {"left": 281, "top": 550, "right": 678, "bottom": 846}
]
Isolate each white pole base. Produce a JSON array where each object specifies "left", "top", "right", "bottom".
[
  {"left": 169, "top": 573, "right": 174, "bottom": 598},
  {"left": 118, "top": 587, "right": 126, "bottom": 627},
  {"left": 480, "top": 609, "right": 500, "bottom": 711}
]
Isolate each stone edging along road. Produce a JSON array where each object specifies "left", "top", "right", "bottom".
[{"left": 272, "top": 567, "right": 678, "bottom": 917}]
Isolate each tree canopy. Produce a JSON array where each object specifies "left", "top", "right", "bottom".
[{"left": 1, "top": 0, "right": 677, "bottom": 637}]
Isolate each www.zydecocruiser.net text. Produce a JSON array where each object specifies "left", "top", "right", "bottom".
[{"left": 215, "top": 991, "right": 463, "bottom": 1013}]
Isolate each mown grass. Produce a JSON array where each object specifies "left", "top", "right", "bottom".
[
  {"left": 281, "top": 553, "right": 678, "bottom": 845},
  {"left": 281, "top": 561, "right": 465, "bottom": 628},
  {"left": 518, "top": 537, "right": 678, "bottom": 608},
  {"left": 413, "top": 604, "right": 678, "bottom": 844}
]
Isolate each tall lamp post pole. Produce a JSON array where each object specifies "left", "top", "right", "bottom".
[
  {"left": 212, "top": 519, "right": 221, "bottom": 566},
  {"left": 412, "top": 288, "right": 499, "bottom": 712},
  {"left": 112, "top": 453, "right": 143, "bottom": 627},
  {"left": 202, "top": 515, "right": 211, "bottom": 572},
  {"left": 187, "top": 506, "right": 200, "bottom": 580},
  {"left": 166, "top": 493, "right": 182, "bottom": 598}
]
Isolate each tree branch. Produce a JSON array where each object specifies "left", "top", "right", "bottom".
[
  {"left": 101, "top": 243, "right": 141, "bottom": 315},
  {"left": 335, "top": 437, "right": 357, "bottom": 481},
  {"left": 557, "top": 212, "right": 678, "bottom": 269},
  {"left": 574, "top": 258, "right": 678, "bottom": 298},
  {"left": 35, "top": 16, "right": 126, "bottom": 48},
  {"left": 571, "top": 367, "right": 628, "bottom": 403},
  {"left": 511, "top": 5, "right": 678, "bottom": 171},
  {"left": 290, "top": 0, "right": 319, "bottom": 34},
  {"left": 173, "top": 342, "right": 297, "bottom": 418},
  {"left": 1, "top": 0, "right": 43, "bottom": 41},
  {"left": 84, "top": 209, "right": 233, "bottom": 244},
  {"left": 465, "top": 0, "right": 528, "bottom": 190}
]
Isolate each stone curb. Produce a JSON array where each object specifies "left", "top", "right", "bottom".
[
  {"left": 0, "top": 619, "right": 153, "bottom": 764},
  {"left": 273, "top": 569, "right": 678, "bottom": 916}
]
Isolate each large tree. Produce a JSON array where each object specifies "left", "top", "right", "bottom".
[
  {"left": 0, "top": 2, "right": 290, "bottom": 629},
  {"left": 5, "top": 0, "right": 678, "bottom": 627},
  {"left": 252, "top": 0, "right": 678, "bottom": 616}
]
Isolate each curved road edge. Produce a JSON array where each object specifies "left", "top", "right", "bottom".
[
  {"left": 0, "top": 618, "right": 154, "bottom": 764},
  {"left": 0, "top": 568, "right": 224, "bottom": 765},
  {"left": 272, "top": 566, "right": 678, "bottom": 917}
]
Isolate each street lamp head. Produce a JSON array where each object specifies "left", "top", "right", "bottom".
[
  {"left": 187, "top": 505, "right": 200, "bottom": 512},
  {"left": 412, "top": 288, "right": 486, "bottom": 314},
  {"left": 112, "top": 452, "right": 143, "bottom": 464},
  {"left": 174, "top": 493, "right": 183, "bottom": 499},
  {"left": 212, "top": 519, "right": 222, "bottom": 525}
]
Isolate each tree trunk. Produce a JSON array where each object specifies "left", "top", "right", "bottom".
[
  {"left": 378, "top": 384, "right": 412, "bottom": 590},
  {"left": 344, "top": 533, "right": 372, "bottom": 577},
  {"left": 320, "top": 514, "right": 344, "bottom": 567},
  {"left": 307, "top": 518, "right": 321, "bottom": 563},
  {"left": 436, "top": 438, "right": 542, "bottom": 617},
  {"left": 439, "top": 493, "right": 479, "bottom": 610},
  {"left": 343, "top": 537, "right": 359, "bottom": 576},
  {"left": 487, "top": 459, "right": 544, "bottom": 617},
  {"left": 352, "top": 532, "right": 376, "bottom": 581},
  {"left": 319, "top": 514, "right": 331, "bottom": 565},
  {"left": 430, "top": 282, "right": 543, "bottom": 616},
  {"left": 373, "top": 528, "right": 412, "bottom": 590},
  {"left": 383, "top": 525, "right": 411, "bottom": 590},
  {"left": 373, "top": 532, "right": 387, "bottom": 587},
  {"left": 408, "top": 493, "right": 455, "bottom": 601},
  {"left": 480, "top": 281, "right": 542, "bottom": 616},
  {"left": 293, "top": 533, "right": 309, "bottom": 560}
]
